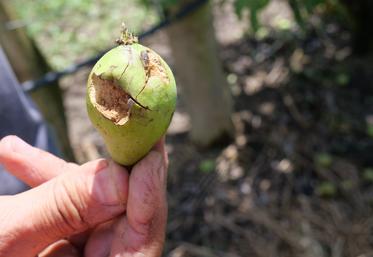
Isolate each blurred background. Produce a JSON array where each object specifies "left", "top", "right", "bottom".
[{"left": 1, "top": 0, "right": 373, "bottom": 256}]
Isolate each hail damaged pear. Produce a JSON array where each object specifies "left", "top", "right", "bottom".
[{"left": 86, "top": 25, "right": 177, "bottom": 165}]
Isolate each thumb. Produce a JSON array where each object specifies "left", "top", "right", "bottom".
[{"left": 1, "top": 159, "right": 128, "bottom": 257}]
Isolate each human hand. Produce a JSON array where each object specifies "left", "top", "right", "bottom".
[{"left": 0, "top": 135, "right": 168, "bottom": 257}]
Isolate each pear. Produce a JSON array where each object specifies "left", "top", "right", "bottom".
[{"left": 86, "top": 28, "right": 176, "bottom": 165}]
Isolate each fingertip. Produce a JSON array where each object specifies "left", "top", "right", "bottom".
[
  {"left": 141, "top": 150, "right": 163, "bottom": 172},
  {"left": 0, "top": 135, "right": 23, "bottom": 156},
  {"left": 153, "top": 136, "right": 169, "bottom": 168},
  {"left": 153, "top": 136, "right": 165, "bottom": 153},
  {"left": 81, "top": 158, "right": 110, "bottom": 173},
  {"left": 0, "top": 135, "right": 21, "bottom": 144},
  {"left": 0, "top": 136, "right": 73, "bottom": 187}
]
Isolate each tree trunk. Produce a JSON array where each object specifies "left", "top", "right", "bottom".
[
  {"left": 0, "top": 2, "right": 75, "bottom": 161},
  {"left": 165, "top": 2, "right": 234, "bottom": 146}
]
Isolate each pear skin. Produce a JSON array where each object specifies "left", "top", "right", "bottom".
[{"left": 86, "top": 42, "right": 177, "bottom": 165}]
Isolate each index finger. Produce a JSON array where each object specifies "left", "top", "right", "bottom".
[{"left": 0, "top": 136, "right": 77, "bottom": 187}]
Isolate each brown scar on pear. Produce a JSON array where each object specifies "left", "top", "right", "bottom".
[
  {"left": 89, "top": 73, "right": 150, "bottom": 126},
  {"left": 135, "top": 49, "right": 169, "bottom": 98}
]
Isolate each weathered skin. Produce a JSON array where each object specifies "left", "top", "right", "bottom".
[{"left": 86, "top": 43, "right": 177, "bottom": 165}]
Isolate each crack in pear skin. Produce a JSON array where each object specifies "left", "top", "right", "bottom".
[
  {"left": 89, "top": 46, "right": 168, "bottom": 125},
  {"left": 135, "top": 49, "right": 169, "bottom": 99},
  {"left": 119, "top": 63, "right": 129, "bottom": 81}
]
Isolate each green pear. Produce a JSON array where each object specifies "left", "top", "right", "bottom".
[{"left": 86, "top": 30, "right": 176, "bottom": 165}]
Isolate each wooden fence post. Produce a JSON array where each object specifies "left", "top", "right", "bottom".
[{"left": 165, "top": 1, "right": 234, "bottom": 146}]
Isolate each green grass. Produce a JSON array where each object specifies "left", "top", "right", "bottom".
[{"left": 10, "top": 0, "right": 159, "bottom": 69}]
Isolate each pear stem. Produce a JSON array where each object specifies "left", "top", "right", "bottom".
[{"left": 116, "top": 23, "right": 138, "bottom": 45}]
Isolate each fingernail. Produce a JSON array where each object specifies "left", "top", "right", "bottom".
[{"left": 93, "top": 161, "right": 128, "bottom": 205}]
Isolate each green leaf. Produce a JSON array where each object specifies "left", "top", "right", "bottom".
[
  {"left": 367, "top": 125, "right": 373, "bottom": 138},
  {"left": 234, "top": 0, "right": 248, "bottom": 18},
  {"left": 303, "top": 0, "right": 324, "bottom": 14},
  {"left": 138, "top": 0, "right": 151, "bottom": 8},
  {"left": 341, "top": 180, "right": 354, "bottom": 190},
  {"left": 250, "top": 9, "right": 260, "bottom": 32},
  {"left": 234, "top": 0, "right": 270, "bottom": 31},
  {"left": 227, "top": 73, "right": 238, "bottom": 84},
  {"left": 363, "top": 168, "right": 373, "bottom": 183},
  {"left": 275, "top": 18, "right": 292, "bottom": 30},
  {"left": 316, "top": 181, "right": 337, "bottom": 197},
  {"left": 336, "top": 73, "right": 349, "bottom": 86},
  {"left": 314, "top": 153, "right": 333, "bottom": 168},
  {"left": 288, "top": 0, "right": 305, "bottom": 29},
  {"left": 159, "top": 0, "right": 180, "bottom": 9},
  {"left": 249, "top": 0, "right": 270, "bottom": 11},
  {"left": 199, "top": 159, "right": 216, "bottom": 173},
  {"left": 256, "top": 27, "right": 269, "bottom": 39}
]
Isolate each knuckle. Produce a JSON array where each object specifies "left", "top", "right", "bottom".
[
  {"left": 51, "top": 178, "right": 89, "bottom": 234},
  {"left": 60, "top": 162, "right": 79, "bottom": 173}
]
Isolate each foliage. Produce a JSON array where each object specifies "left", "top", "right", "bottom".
[
  {"left": 363, "top": 168, "right": 373, "bottom": 183},
  {"left": 232, "top": 0, "right": 346, "bottom": 33},
  {"left": 138, "top": 0, "right": 179, "bottom": 14},
  {"left": 136, "top": 0, "right": 346, "bottom": 34},
  {"left": 234, "top": 0, "right": 269, "bottom": 32},
  {"left": 8, "top": 0, "right": 158, "bottom": 69},
  {"left": 367, "top": 124, "right": 373, "bottom": 138},
  {"left": 316, "top": 181, "right": 337, "bottom": 197},
  {"left": 314, "top": 153, "right": 333, "bottom": 168},
  {"left": 199, "top": 159, "right": 216, "bottom": 173}
]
